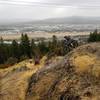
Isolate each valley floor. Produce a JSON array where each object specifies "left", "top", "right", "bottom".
[{"left": 0, "top": 32, "right": 90, "bottom": 40}]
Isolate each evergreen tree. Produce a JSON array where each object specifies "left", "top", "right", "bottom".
[
  {"left": 52, "top": 35, "right": 57, "bottom": 47},
  {"left": 51, "top": 35, "right": 58, "bottom": 52},
  {"left": 0, "top": 38, "right": 7, "bottom": 64},
  {"left": 38, "top": 40, "right": 49, "bottom": 56},
  {"left": 0, "top": 37, "right": 4, "bottom": 45},
  {"left": 20, "top": 34, "right": 31, "bottom": 57},
  {"left": 31, "top": 39, "right": 36, "bottom": 56},
  {"left": 88, "top": 29, "right": 100, "bottom": 42},
  {"left": 11, "top": 40, "right": 19, "bottom": 58}
]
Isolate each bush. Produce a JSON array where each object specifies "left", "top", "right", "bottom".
[
  {"left": 88, "top": 29, "right": 100, "bottom": 42},
  {"left": 0, "top": 64, "right": 7, "bottom": 69},
  {"left": 20, "top": 55, "right": 29, "bottom": 61},
  {"left": 6, "top": 57, "right": 18, "bottom": 66}
]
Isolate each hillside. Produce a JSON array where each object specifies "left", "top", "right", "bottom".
[
  {"left": 0, "top": 43, "right": 100, "bottom": 100},
  {"left": 26, "top": 43, "right": 100, "bottom": 100},
  {"left": 0, "top": 56, "right": 47, "bottom": 100},
  {"left": 33, "top": 16, "right": 100, "bottom": 24}
]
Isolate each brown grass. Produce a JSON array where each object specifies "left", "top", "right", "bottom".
[{"left": 0, "top": 57, "right": 47, "bottom": 100}]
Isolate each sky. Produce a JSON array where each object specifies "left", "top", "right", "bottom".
[{"left": 0, "top": 0, "right": 100, "bottom": 23}]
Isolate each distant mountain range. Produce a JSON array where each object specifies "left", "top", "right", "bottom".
[
  {"left": 1, "top": 16, "right": 100, "bottom": 26},
  {"left": 33, "top": 16, "right": 100, "bottom": 24}
]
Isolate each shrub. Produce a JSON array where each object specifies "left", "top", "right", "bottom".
[
  {"left": 88, "top": 29, "right": 100, "bottom": 42},
  {"left": 20, "top": 55, "right": 29, "bottom": 61},
  {"left": 6, "top": 57, "right": 18, "bottom": 66}
]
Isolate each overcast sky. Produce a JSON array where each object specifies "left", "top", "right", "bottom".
[{"left": 0, "top": 0, "right": 100, "bottom": 23}]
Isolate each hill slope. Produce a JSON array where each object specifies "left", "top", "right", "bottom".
[
  {"left": 0, "top": 57, "right": 47, "bottom": 100},
  {"left": 26, "top": 43, "right": 100, "bottom": 100},
  {"left": 0, "top": 43, "right": 100, "bottom": 100}
]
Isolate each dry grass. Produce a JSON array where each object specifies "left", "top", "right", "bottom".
[
  {"left": 0, "top": 56, "right": 47, "bottom": 100},
  {"left": 69, "top": 43, "right": 100, "bottom": 77},
  {"left": 0, "top": 32, "right": 90, "bottom": 40},
  {"left": 0, "top": 43, "right": 100, "bottom": 100},
  {"left": 72, "top": 53, "right": 100, "bottom": 77},
  {"left": 73, "top": 55, "right": 96, "bottom": 72}
]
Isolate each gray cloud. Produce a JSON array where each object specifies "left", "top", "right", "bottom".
[{"left": 0, "top": 0, "right": 100, "bottom": 23}]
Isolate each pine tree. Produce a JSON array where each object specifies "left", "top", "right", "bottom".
[
  {"left": 20, "top": 34, "right": 31, "bottom": 57},
  {"left": 38, "top": 40, "right": 49, "bottom": 56},
  {"left": 11, "top": 40, "right": 19, "bottom": 58},
  {"left": 88, "top": 29, "right": 100, "bottom": 42},
  {"left": 51, "top": 35, "right": 58, "bottom": 52},
  {"left": 31, "top": 39, "right": 36, "bottom": 56},
  {"left": 0, "top": 37, "right": 7, "bottom": 64},
  {"left": 0, "top": 37, "right": 4, "bottom": 45}
]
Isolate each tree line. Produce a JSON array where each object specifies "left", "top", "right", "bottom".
[
  {"left": 88, "top": 29, "right": 100, "bottom": 42},
  {"left": 0, "top": 34, "right": 78, "bottom": 68}
]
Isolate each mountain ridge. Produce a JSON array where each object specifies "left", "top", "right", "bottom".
[
  {"left": 1, "top": 16, "right": 100, "bottom": 25},
  {"left": 31, "top": 16, "right": 100, "bottom": 24}
]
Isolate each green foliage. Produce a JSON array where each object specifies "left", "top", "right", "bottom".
[
  {"left": 31, "top": 39, "right": 36, "bottom": 56},
  {"left": 38, "top": 40, "right": 49, "bottom": 56},
  {"left": 20, "top": 34, "right": 31, "bottom": 57},
  {"left": 50, "top": 35, "right": 58, "bottom": 52},
  {"left": 0, "top": 34, "right": 78, "bottom": 68},
  {"left": 88, "top": 29, "right": 100, "bottom": 42},
  {"left": 11, "top": 40, "right": 19, "bottom": 58},
  {"left": 0, "top": 37, "right": 4, "bottom": 45},
  {"left": 20, "top": 55, "right": 29, "bottom": 61},
  {"left": 0, "top": 38, "right": 8, "bottom": 64},
  {"left": 6, "top": 57, "right": 18, "bottom": 66}
]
